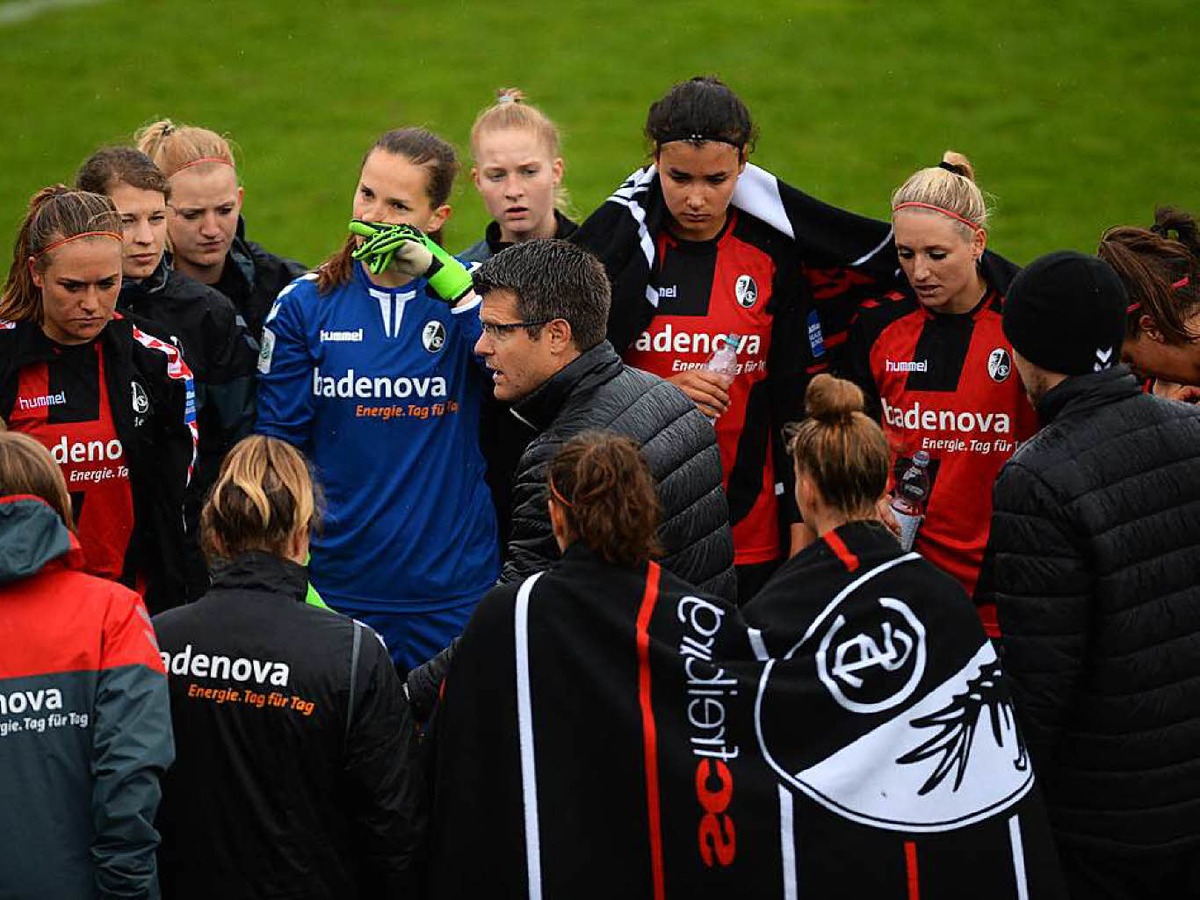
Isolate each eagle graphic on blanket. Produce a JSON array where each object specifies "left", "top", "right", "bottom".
[{"left": 427, "top": 535, "right": 1065, "bottom": 899}]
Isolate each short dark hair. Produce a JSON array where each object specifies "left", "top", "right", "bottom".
[
  {"left": 473, "top": 239, "right": 610, "bottom": 351},
  {"left": 645, "top": 75, "right": 756, "bottom": 155}
]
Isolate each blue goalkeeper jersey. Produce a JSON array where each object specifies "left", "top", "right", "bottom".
[{"left": 256, "top": 264, "right": 499, "bottom": 619}]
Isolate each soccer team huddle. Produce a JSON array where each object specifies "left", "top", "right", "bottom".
[{"left": 2, "top": 76, "right": 1199, "bottom": 899}]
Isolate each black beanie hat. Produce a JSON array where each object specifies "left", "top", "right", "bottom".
[{"left": 1003, "top": 250, "right": 1129, "bottom": 376}]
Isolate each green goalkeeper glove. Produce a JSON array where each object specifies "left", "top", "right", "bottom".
[{"left": 348, "top": 220, "right": 473, "bottom": 304}]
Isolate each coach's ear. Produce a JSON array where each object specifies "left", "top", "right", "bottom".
[{"left": 543, "top": 318, "right": 575, "bottom": 357}]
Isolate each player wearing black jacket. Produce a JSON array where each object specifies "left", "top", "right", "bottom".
[
  {"left": 153, "top": 437, "right": 422, "bottom": 899},
  {"left": 212, "top": 215, "right": 307, "bottom": 340},
  {"left": 119, "top": 259, "right": 257, "bottom": 496}
]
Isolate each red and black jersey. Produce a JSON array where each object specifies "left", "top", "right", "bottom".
[
  {"left": 6, "top": 342, "right": 136, "bottom": 582},
  {"left": 845, "top": 289, "right": 1037, "bottom": 634},
  {"left": 0, "top": 317, "right": 200, "bottom": 611},
  {"left": 622, "top": 210, "right": 815, "bottom": 566}
]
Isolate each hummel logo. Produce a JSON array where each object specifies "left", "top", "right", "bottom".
[{"left": 1093, "top": 346, "right": 1114, "bottom": 372}]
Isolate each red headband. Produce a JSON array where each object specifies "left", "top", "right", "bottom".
[
  {"left": 548, "top": 480, "right": 573, "bottom": 508},
  {"left": 172, "top": 156, "right": 235, "bottom": 174},
  {"left": 1128, "top": 276, "right": 1190, "bottom": 315},
  {"left": 893, "top": 201, "right": 984, "bottom": 234},
  {"left": 34, "top": 231, "right": 122, "bottom": 259}
]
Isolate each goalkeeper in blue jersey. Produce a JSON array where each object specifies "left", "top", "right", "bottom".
[{"left": 256, "top": 128, "right": 498, "bottom": 673}]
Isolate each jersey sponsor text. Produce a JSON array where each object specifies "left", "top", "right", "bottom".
[
  {"left": 161, "top": 643, "right": 290, "bottom": 687},
  {"left": 633, "top": 324, "right": 762, "bottom": 358},
  {"left": 882, "top": 398, "right": 1012, "bottom": 435},
  {"left": 312, "top": 366, "right": 448, "bottom": 400}
]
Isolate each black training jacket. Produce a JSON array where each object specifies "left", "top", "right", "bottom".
[
  {"left": 503, "top": 341, "right": 736, "bottom": 600},
  {"left": 120, "top": 259, "right": 258, "bottom": 520},
  {"left": 986, "top": 367, "right": 1200, "bottom": 852},
  {"left": 213, "top": 215, "right": 307, "bottom": 340},
  {"left": 153, "top": 552, "right": 423, "bottom": 899}
]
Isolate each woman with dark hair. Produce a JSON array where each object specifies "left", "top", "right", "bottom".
[
  {"left": 135, "top": 119, "right": 306, "bottom": 340},
  {"left": 577, "top": 76, "right": 814, "bottom": 603},
  {"left": 1098, "top": 206, "right": 1200, "bottom": 400},
  {"left": 256, "top": 127, "right": 498, "bottom": 673},
  {"left": 75, "top": 146, "right": 259, "bottom": 527},
  {"left": 845, "top": 152, "right": 1034, "bottom": 635},
  {"left": 0, "top": 430, "right": 172, "bottom": 899},
  {"left": 153, "top": 435, "right": 420, "bottom": 899},
  {"left": 0, "top": 186, "right": 199, "bottom": 609}
]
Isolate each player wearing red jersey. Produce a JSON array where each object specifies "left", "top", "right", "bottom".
[
  {"left": 609, "top": 77, "right": 813, "bottom": 601},
  {"left": 846, "top": 153, "right": 1034, "bottom": 635}
]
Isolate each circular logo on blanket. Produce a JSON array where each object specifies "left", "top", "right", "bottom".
[
  {"left": 422, "top": 320, "right": 447, "bottom": 353},
  {"left": 735, "top": 274, "right": 758, "bottom": 308},
  {"left": 987, "top": 348, "right": 1012, "bottom": 383}
]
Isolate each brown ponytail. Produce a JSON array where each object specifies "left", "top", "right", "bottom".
[
  {"left": 1, "top": 186, "right": 122, "bottom": 325},
  {"left": 1099, "top": 207, "right": 1200, "bottom": 344},
  {"left": 787, "top": 375, "right": 890, "bottom": 518},
  {"left": 546, "top": 431, "right": 663, "bottom": 567}
]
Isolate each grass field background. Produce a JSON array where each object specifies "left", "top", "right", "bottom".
[{"left": 1, "top": 0, "right": 1196, "bottom": 270}]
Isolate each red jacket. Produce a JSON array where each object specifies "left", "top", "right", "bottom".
[{"left": 0, "top": 494, "right": 173, "bottom": 898}]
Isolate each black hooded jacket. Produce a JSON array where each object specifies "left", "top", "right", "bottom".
[
  {"left": 986, "top": 366, "right": 1200, "bottom": 852},
  {"left": 503, "top": 341, "right": 736, "bottom": 600},
  {"left": 212, "top": 216, "right": 307, "bottom": 340},
  {"left": 153, "top": 552, "right": 423, "bottom": 899},
  {"left": 120, "top": 258, "right": 258, "bottom": 504}
]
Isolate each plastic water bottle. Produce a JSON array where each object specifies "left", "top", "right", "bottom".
[
  {"left": 890, "top": 451, "right": 931, "bottom": 551},
  {"left": 702, "top": 334, "right": 740, "bottom": 421}
]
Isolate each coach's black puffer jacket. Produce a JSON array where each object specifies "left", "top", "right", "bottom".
[
  {"left": 987, "top": 367, "right": 1200, "bottom": 853},
  {"left": 502, "top": 341, "right": 736, "bottom": 600}
]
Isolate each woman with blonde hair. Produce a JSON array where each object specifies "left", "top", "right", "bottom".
[
  {"left": 0, "top": 430, "right": 173, "bottom": 899},
  {"left": 460, "top": 87, "right": 577, "bottom": 264},
  {"left": 845, "top": 152, "right": 1034, "bottom": 635},
  {"left": 153, "top": 435, "right": 420, "bottom": 899},
  {"left": 136, "top": 119, "right": 306, "bottom": 339},
  {"left": 0, "top": 185, "right": 199, "bottom": 609}
]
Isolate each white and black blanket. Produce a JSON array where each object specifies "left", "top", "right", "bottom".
[{"left": 427, "top": 534, "right": 1065, "bottom": 899}]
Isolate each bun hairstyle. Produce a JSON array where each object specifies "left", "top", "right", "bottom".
[
  {"left": 200, "top": 435, "right": 322, "bottom": 562},
  {"left": 546, "top": 431, "right": 663, "bottom": 567},
  {"left": 0, "top": 431, "right": 74, "bottom": 530},
  {"left": 644, "top": 75, "right": 756, "bottom": 156},
  {"left": 787, "top": 375, "right": 890, "bottom": 517},
  {"left": 0, "top": 186, "right": 121, "bottom": 325},
  {"left": 891, "top": 150, "right": 990, "bottom": 237},
  {"left": 317, "top": 127, "right": 459, "bottom": 294},
  {"left": 1098, "top": 206, "right": 1200, "bottom": 344},
  {"left": 470, "top": 87, "right": 569, "bottom": 212},
  {"left": 134, "top": 119, "right": 236, "bottom": 177}
]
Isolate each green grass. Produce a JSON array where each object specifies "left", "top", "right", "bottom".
[{"left": 1, "top": 0, "right": 1196, "bottom": 268}]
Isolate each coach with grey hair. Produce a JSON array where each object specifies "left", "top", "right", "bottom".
[
  {"left": 471, "top": 239, "right": 736, "bottom": 599},
  {"left": 985, "top": 250, "right": 1200, "bottom": 898}
]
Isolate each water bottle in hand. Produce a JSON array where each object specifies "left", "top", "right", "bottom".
[
  {"left": 702, "top": 334, "right": 740, "bottom": 421},
  {"left": 890, "top": 451, "right": 931, "bottom": 551}
]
